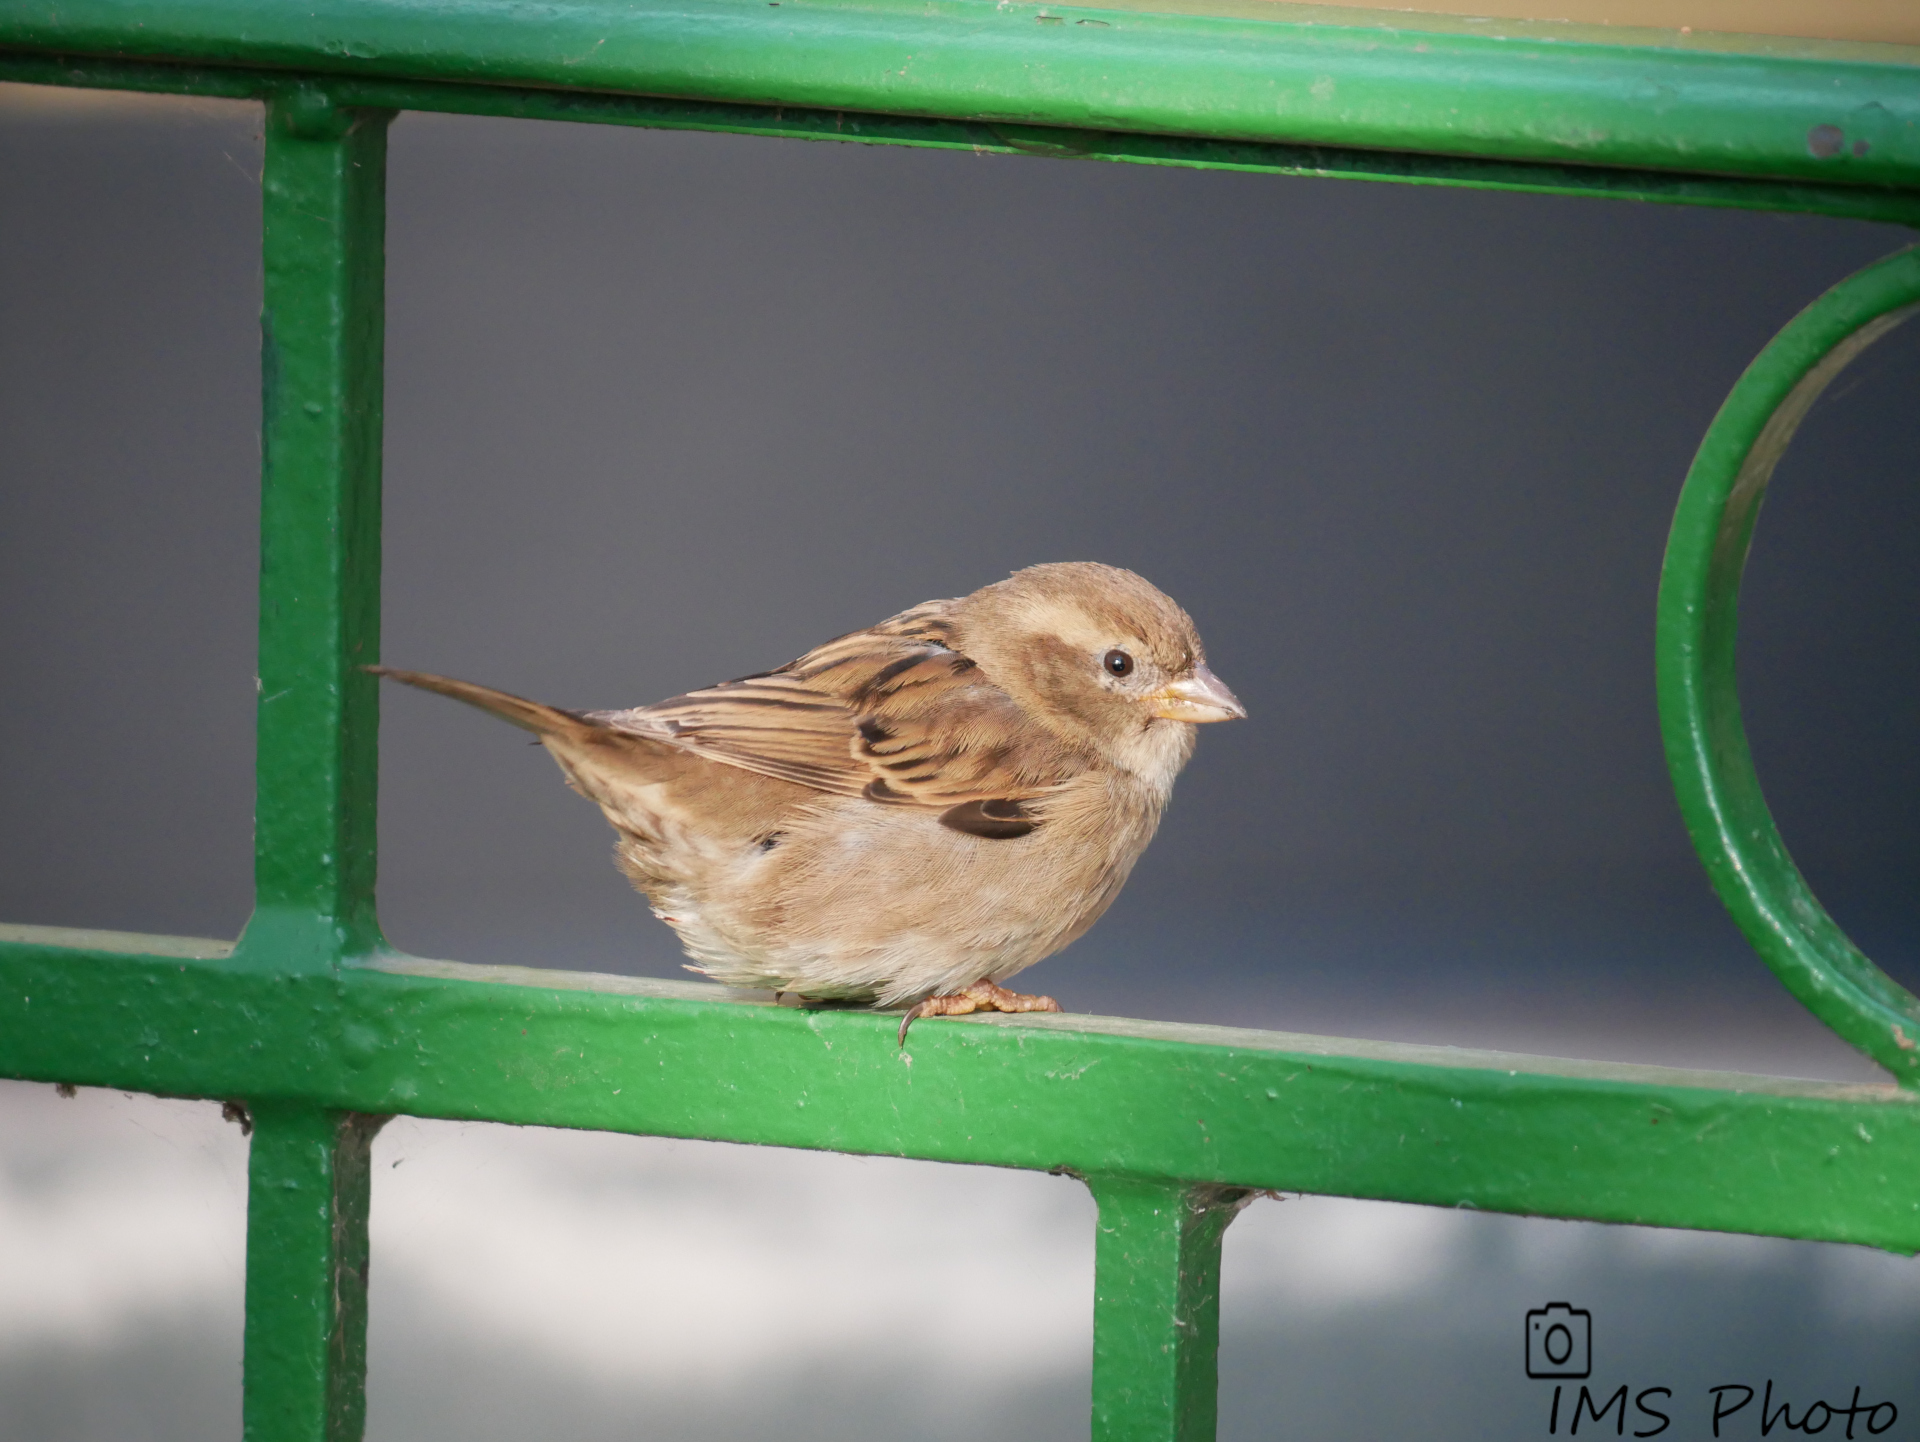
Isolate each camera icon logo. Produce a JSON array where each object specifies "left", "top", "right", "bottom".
[{"left": 1526, "top": 1303, "right": 1591, "bottom": 1379}]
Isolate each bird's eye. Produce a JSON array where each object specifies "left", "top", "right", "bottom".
[{"left": 1103, "top": 649, "right": 1134, "bottom": 678}]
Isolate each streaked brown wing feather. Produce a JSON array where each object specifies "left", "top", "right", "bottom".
[
  {"left": 590, "top": 601, "right": 1076, "bottom": 811},
  {"left": 606, "top": 675, "right": 868, "bottom": 795}
]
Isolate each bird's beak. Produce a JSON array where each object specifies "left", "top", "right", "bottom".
[{"left": 1148, "top": 664, "right": 1247, "bottom": 723}]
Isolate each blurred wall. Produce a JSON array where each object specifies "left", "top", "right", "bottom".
[{"left": 3, "top": 89, "right": 1916, "bottom": 1072}]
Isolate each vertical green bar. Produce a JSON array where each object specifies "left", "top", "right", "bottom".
[
  {"left": 239, "top": 89, "right": 394, "bottom": 969},
  {"left": 1088, "top": 1177, "right": 1251, "bottom": 1442},
  {"left": 244, "top": 1104, "right": 386, "bottom": 1442}
]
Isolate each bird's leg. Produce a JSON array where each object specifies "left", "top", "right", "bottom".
[{"left": 897, "top": 979, "right": 1061, "bottom": 1045}]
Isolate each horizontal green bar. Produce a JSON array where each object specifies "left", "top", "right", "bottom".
[
  {"left": 3, "top": 0, "right": 1919, "bottom": 195},
  {"left": 4, "top": 924, "right": 1918, "bottom": 1251},
  {"left": 6, "top": 54, "right": 1920, "bottom": 229}
]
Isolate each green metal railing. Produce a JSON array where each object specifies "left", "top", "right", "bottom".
[{"left": 3, "top": 4, "right": 1919, "bottom": 1439}]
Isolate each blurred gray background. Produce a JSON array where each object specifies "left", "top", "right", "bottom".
[{"left": 2, "top": 84, "right": 1917, "bottom": 1442}]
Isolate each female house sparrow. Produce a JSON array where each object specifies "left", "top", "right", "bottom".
[{"left": 373, "top": 562, "right": 1243, "bottom": 1040}]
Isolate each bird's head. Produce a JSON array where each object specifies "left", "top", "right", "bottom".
[{"left": 951, "top": 562, "right": 1245, "bottom": 785}]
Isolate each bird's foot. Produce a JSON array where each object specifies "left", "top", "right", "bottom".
[{"left": 897, "top": 980, "right": 1061, "bottom": 1046}]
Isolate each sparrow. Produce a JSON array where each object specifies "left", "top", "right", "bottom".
[{"left": 371, "top": 562, "right": 1244, "bottom": 1041}]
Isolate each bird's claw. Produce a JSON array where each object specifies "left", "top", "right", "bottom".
[{"left": 897, "top": 980, "right": 1061, "bottom": 1046}]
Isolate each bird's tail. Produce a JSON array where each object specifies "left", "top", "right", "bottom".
[
  {"left": 365, "top": 666, "right": 597, "bottom": 737},
  {"left": 368, "top": 664, "right": 694, "bottom": 844}
]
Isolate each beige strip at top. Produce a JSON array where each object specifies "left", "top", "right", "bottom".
[{"left": 1308, "top": 1, "right": 1917, "bottom": 46}]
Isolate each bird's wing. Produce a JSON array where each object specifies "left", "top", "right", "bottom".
[{"left": 593, "top": 604, "right": 1078, "bottom": 826}]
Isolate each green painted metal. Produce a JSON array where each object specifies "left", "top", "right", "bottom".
[
  {"left": 1090, "top": 1178, "right": 1250, "bottom": 1442},
  {"left": 243, "top": 1104, "right": 386, "bottom": 1442},
  {"left": 3, "top": 0, "right": 1920, "bottom": 196},
  {"left": 6, "top": 930, "right": 1920, "bottom": 1251},
  {"left": 1656, "top": 244, "right": 1920, "bottom": 1085},
  {"left": 239, "top": 92, "right": 393, "bottom": 974},
  {"left": 239, "top": 94, "right": 395, "bottom": 1442},
  {"left": 5, "top": 6, "right": 1920, "bottom": 1437},
  {"left": 7, "top": 52, "right": 1920, "bottom": 228}
]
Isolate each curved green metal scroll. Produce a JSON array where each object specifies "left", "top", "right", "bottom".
[{"left": 1657, "top": 244, "right": 1920, "bottom": 1083}]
